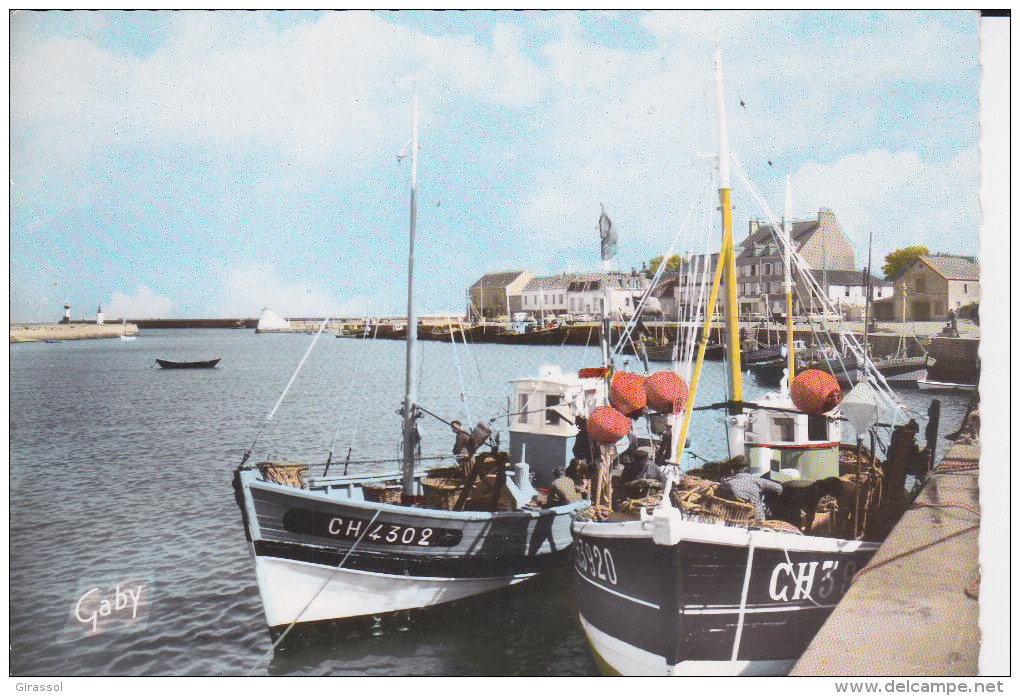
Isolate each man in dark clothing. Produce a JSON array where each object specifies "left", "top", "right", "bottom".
[
  {"left": 716, "top": 472, "right": 783, "bottom": 520},
  {"left": 572, "top": 415, "right": 591, "bottom": 463},
  {"left": 451, "top": 420, "right": 472, "bottom": 457}
]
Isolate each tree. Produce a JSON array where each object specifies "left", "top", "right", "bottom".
[
  {"left": 881, "top": 246, "right": 929, "bottom": 279},
  {"left": 649, "top": 254, "right": 684, "bottom": 273}
]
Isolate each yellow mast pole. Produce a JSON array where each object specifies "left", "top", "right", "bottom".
[{"left": 715, "top": 38, "right": 742, "bottom": 411}]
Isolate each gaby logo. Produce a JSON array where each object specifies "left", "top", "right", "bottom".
[{"left": 66, "top": 577, "right": 152, "bottom": 638}]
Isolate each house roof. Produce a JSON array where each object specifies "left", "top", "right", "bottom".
[
  {"left": 469, "top": 271, "right": 528, "bottom": 290},
  {"left": 918, "top": 254, "right": 980, "bottom": 281},
  {"left": 737, "top": 219, "right": 820, "bottom": 259},
  {"left": 808, "top": 269, "right": 891, "bottom": 287},
  {"left": 523, "top": 272, "right": 646, "bottom": 292}
]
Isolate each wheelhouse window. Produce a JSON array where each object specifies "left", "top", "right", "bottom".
[
  {"left": 771, "top": 417, "right": 794, "bottom": 442},
  {"left": 545, "top": 394, "right": 562, "bottom": 425},
  {"left": 517, "top": 394, "right": 529, "bottom": 424},
  {"left": 808, "top": 414, "right": 828, "bottom": 441}
]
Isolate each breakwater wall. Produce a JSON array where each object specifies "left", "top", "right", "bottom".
[{"left": 10, "top": 322, "right": 139, "bottom": 343}]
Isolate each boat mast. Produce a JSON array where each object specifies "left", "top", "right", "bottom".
[
  {"left": 715, "top": 38, "right": 742, "bottom": 412},
  {"left": 401, "top": 92, "right": 420, "bottom": 496},
  {"left": 784, "top": 176, "right": 795, "bottom": 389}
]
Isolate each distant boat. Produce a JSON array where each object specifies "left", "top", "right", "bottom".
[
  {"left": 917, "top": 378, "right": 975, "bottom": 392},
  {"left": 256, "top": 308, "right": 291, "bottom": 332},
  {"left": 155, "top": 358, "right": 220, "bottom": 369},
  {"left": 120, "top": 318, "right": 137, "bottom": 341}
]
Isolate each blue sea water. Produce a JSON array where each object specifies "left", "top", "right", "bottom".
[{"left": 8, "top": 329, "right": 970, "bottom": 676}]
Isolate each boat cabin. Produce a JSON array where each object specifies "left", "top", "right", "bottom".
[
  {"left": 743, "top": 392, "right": 841, "bottom": 483},
  {"left": 508, "top": 364, "right": 605, "bottom": 487}
]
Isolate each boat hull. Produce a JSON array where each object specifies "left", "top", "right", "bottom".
[
  {"left": 236, "top": 470, "right": 582, "bottom": 629},
  {"left": 252, "top": 553, "right": 537, "bottom": 628},
  {"left": 571, "top": 513, "right": 878, "bottom": 676},
  {"left": 155, "top": 358, "right": 220, "bottom": 369}
]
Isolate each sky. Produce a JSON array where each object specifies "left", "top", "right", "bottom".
[{"left": 9, "top": 10, "right": 982, "bottom": 322}]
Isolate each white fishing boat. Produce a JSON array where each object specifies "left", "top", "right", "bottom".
[
  {"left": 233, "top": 95, "right": 587, "bottom": 640},
  {"left": 917, "top": 378, "right": 975, "bottom": 392},
  {"left": 568, "top": 40, "right": 928, "bottom": 676},
  {"left": 119, "top": 318, "right": 136, "bottom": 341}
]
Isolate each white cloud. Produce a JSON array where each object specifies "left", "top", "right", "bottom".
[
  {"left": 789, "top": 147, "right": 980, "bottom": 262},
  {"left": 105, "top": 285, "right": 174, "bottom": 319},
  {"left": 215, "top": 264, "right": 367, "bottom": 318}
]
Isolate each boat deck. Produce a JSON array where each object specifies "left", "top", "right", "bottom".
[{"left": 790, "top": 427, "right": 980, "bottom": 675}]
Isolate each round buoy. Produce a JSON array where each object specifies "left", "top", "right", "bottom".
[
  {"left": 791, "top": 369, "right": 842, "bottom": 414},
  {"left": 609, "top": 371, "right": 647, "bottom": 418},
  {"left": 644, "top": 371, "right": 689, "bottom": 413},
  {"left": 587, "top": 406, "right": 631, "bottom": 443}
]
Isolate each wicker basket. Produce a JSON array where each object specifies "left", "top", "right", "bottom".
[
  {"left": 257, "top": 462, "right": 307, "bottom": 488},
  {"left": 701, "top": 494, "right": 755, "bottom": 526},
  {"left": 362, "top": 482, "right": 403, "bottom": 505},
  {"left": 426, "top": 466, "right": 463, "bottom": 480},
  {"left": 755, "top": 519, "right": 804, "bottom": 534},
  {"left": 422, "top": 477, "right": 464, "bottom": 511}
]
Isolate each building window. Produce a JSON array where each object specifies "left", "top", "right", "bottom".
[
  {"left": 845, "top": 286, "right": 851, "bottom": 297},
  {"left": 559, "top": 294, "right": 564, "bottom": 304},
  {"left": 750, "top": 265, "right": 757, "bottom": 277},
  {"left": 915, "top": 277, "right": 926, "bottom": 293},
  {"left": 763, "top": 263, "right": 771, "bottom": 275},
  {"left": 963, "top": 283, "right": 968, "bottom": 293}
]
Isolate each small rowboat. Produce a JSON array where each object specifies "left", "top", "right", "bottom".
[{"left": 155, "top": 358, "right": 220, "bottom": 369}]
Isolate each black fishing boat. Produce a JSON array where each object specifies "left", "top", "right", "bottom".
[{"left": 570, "top": 41, "right": 921, "bottom": 676}]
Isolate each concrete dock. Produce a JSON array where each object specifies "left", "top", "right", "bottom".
[
  {"left": 791, "top": 414, "right": 981, "bottom": 675},
  {"left": 9, "top": 322, "right": 139, "bottom": 343}
]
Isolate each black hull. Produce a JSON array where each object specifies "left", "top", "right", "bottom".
[
  {"left": 155, "top": 358, "right": 220, "bottom": 369},
  {"left": 571, "top": 516, "right": 878, "bottom": 675}
]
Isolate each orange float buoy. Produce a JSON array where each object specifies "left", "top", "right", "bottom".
[
  {"left": 644, "top": 371, "right": 689, "bottom": 413},
  {"left": 587, "top": 406, "right": 632, "bottom": 443},
  {"left": 791, "top": 368, "right": 843, "bottom": 414},
  {"left": 609, "top": 371, "right": 647, "bottom": 418}
]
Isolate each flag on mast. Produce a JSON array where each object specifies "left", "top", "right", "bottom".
[{"left": 599, "top": 204, "right": 617, "bottom": 261}]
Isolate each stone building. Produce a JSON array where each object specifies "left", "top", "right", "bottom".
[
  {"left": 891, "top": 254, "right": 980, "bottom": 321},
  {"left": 467, "top": 271, "right": 533, "bottom": 321},
  {"left": 735, "top": 208, "right": 856, "bottom": 317}
]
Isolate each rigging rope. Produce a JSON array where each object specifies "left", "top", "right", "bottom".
[{"left": 241, "top": 317, "right": 331, "bottom": 463}]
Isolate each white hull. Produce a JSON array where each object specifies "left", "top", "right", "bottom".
[
  {"left": 917, "top": 379, "right": 975, "bottom": 392},
  {"left": 254, "top": 552, "right": 535, "bottom": 628}
]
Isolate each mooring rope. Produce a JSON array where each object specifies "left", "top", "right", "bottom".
[
  {"left": 851, "top": 494, "right": 982, "bottom": 593},
  {"left": 269, "top": 508, "right": 383, "bottom": 650}
]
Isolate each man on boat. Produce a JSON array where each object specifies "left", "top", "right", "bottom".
[
  {"left": 451, "top": 420, "right": 473, "bottom": 475},
  {"left": 716, "top": 471, "right": 783, "bottom": 520},
  {"left": 546, "top": 468, "right": 583, "bottom": 507}
]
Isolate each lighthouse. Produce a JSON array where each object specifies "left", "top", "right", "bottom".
[
  {"left": 61, "top": 301, "right": 71, "bottom": 324},
  {"left": 96, "top": 306, "right": 104, "bottom": 325}
]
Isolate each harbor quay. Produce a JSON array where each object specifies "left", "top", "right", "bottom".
[
  {"left": 791, "top": 398, "right": 981, "bottom": 676},
  {"left": 9, "top": 322, "right": 138, "bottom": 343},
  {"left": 10, "top": 316, "right": 979, "bottom": 383}
]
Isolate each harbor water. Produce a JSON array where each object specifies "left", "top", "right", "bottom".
[{"left": 9, "top": 329, "right": 972, "bottom": 676}]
